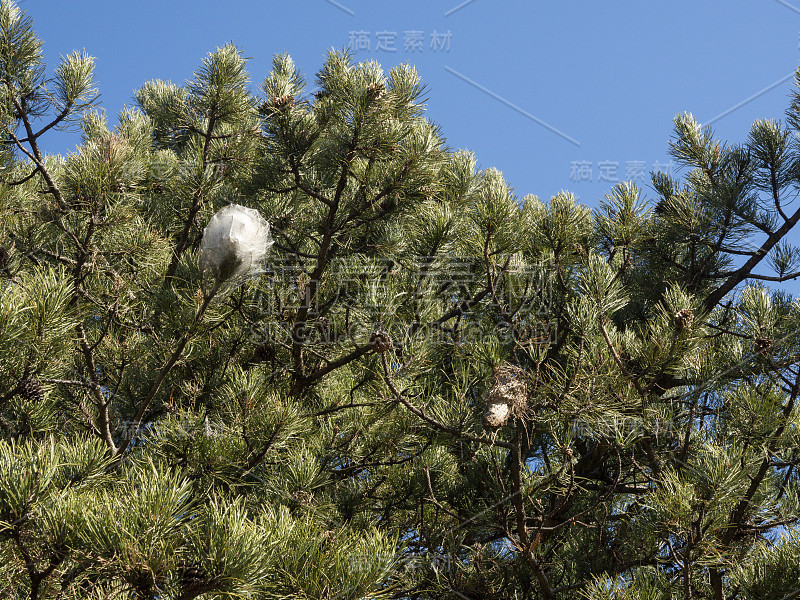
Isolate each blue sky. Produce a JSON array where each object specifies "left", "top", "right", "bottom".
[{"left": 24, "top": 0, "right": 800, "bottom": 293}]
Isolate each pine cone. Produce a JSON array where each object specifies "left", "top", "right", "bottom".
[
  {"left": 369, "top": 331, "right": 392, "bottom": 353},
  {"left": 755, "top": 336, "right": 773, "bottom": 355},
  {"left": 365, "top": 82, "right": 385, "bottom": 100},
  {"left": 252, "top": 342, "right": 275, "bottom": 363},
  {"left": 19, "top": 377, "right": 43, "bottom": 403},
  {"left": 0, "top": 246, "right": 8, "bottom": 269},
  {"left": 272, "top": 94, "right": 295, "bottom": 110},
  {"left": 674, "top": 308, "right": 694, "bottom": 331},
  {"left": 291, "top": 490, "right": 314, "bottom": 506},
  {"left": 178, "top": 561, "right": 207, "bottom": 590}
]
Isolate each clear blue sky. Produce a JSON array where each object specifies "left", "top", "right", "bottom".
[{"left": 23, "top": 0, "right": 800, "bottom": 294}]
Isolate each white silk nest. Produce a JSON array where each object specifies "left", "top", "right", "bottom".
[
  {"left": 199, "top": 204, "right": 273, "bottom": 292},
  {"left": 482, "top": 401, "right": 511, "bottom": 428}
]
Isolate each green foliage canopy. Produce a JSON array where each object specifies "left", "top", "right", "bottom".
[{"left": 1, "top": 2, "right": 800, "bottom": 599}]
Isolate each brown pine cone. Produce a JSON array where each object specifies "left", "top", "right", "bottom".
[
  {"left": 754, "top": 336, "right": 773, "bottom": 355},
  {"left": 674, "top": 308, "right": 694, "bottom": 331},
  {"left": 19, "top": 377, "right": 43, "bottom": 403},
  {"left": 365, "top": 82, "right": 385, "bottom": 100},
  {"left": 178, "top": 560, "right": 207, "bottom": 590},
  {"left": 272, "top": 94, "right": 295, "bottom": 110},
  {"left": 369, "top": 331, "right": 392, "bottom": 353}
]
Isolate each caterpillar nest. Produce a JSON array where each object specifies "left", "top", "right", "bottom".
[
  {"left": 482, "top": 364, "right": 528, "bottom": 429},
  {"left": 199, "top": 204, "right": 273, "bottom": 293}
]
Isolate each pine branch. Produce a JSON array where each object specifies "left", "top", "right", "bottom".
[
  {"left": 6, "top": 89, "right": 68, "bottom": 210},
  {"left": 509, "top": 416, "right": 556, "bottom": 600},
  {"left": 380, "top": 352, "right": 513, "bottom": 450},
  {"left": 114, "top": 285, "right": 218, "bottom": 458},
  {"left": 741, "top": 270, "right": 800, "bottom": 282},
  {"left": 164, "top": 106, "right": 220, "bottom": 283},
  {"left": 289, "top": 154, "right": 333, "bottom": 207},
  {"left": 705, "top": 204, "right": 800, "bottom": 310},
  {"left": 290, "top": 342, "right": 373, "bottom": 394},
  {"left": 720, "top": 366, "right": 800, "bottom": 546},
  {"left": 289, "top": 127, "right": 361, "bottom": 383},
  {"left": 3, "top": 166, "right": 39, "bottom": 186},
  {"left": 780, "top": 587, "right": 800, "bottom": 600}
]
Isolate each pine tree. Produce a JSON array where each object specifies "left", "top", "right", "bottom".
[{"left": 1, "top": 1, "right": 800, "bottom": 598}]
